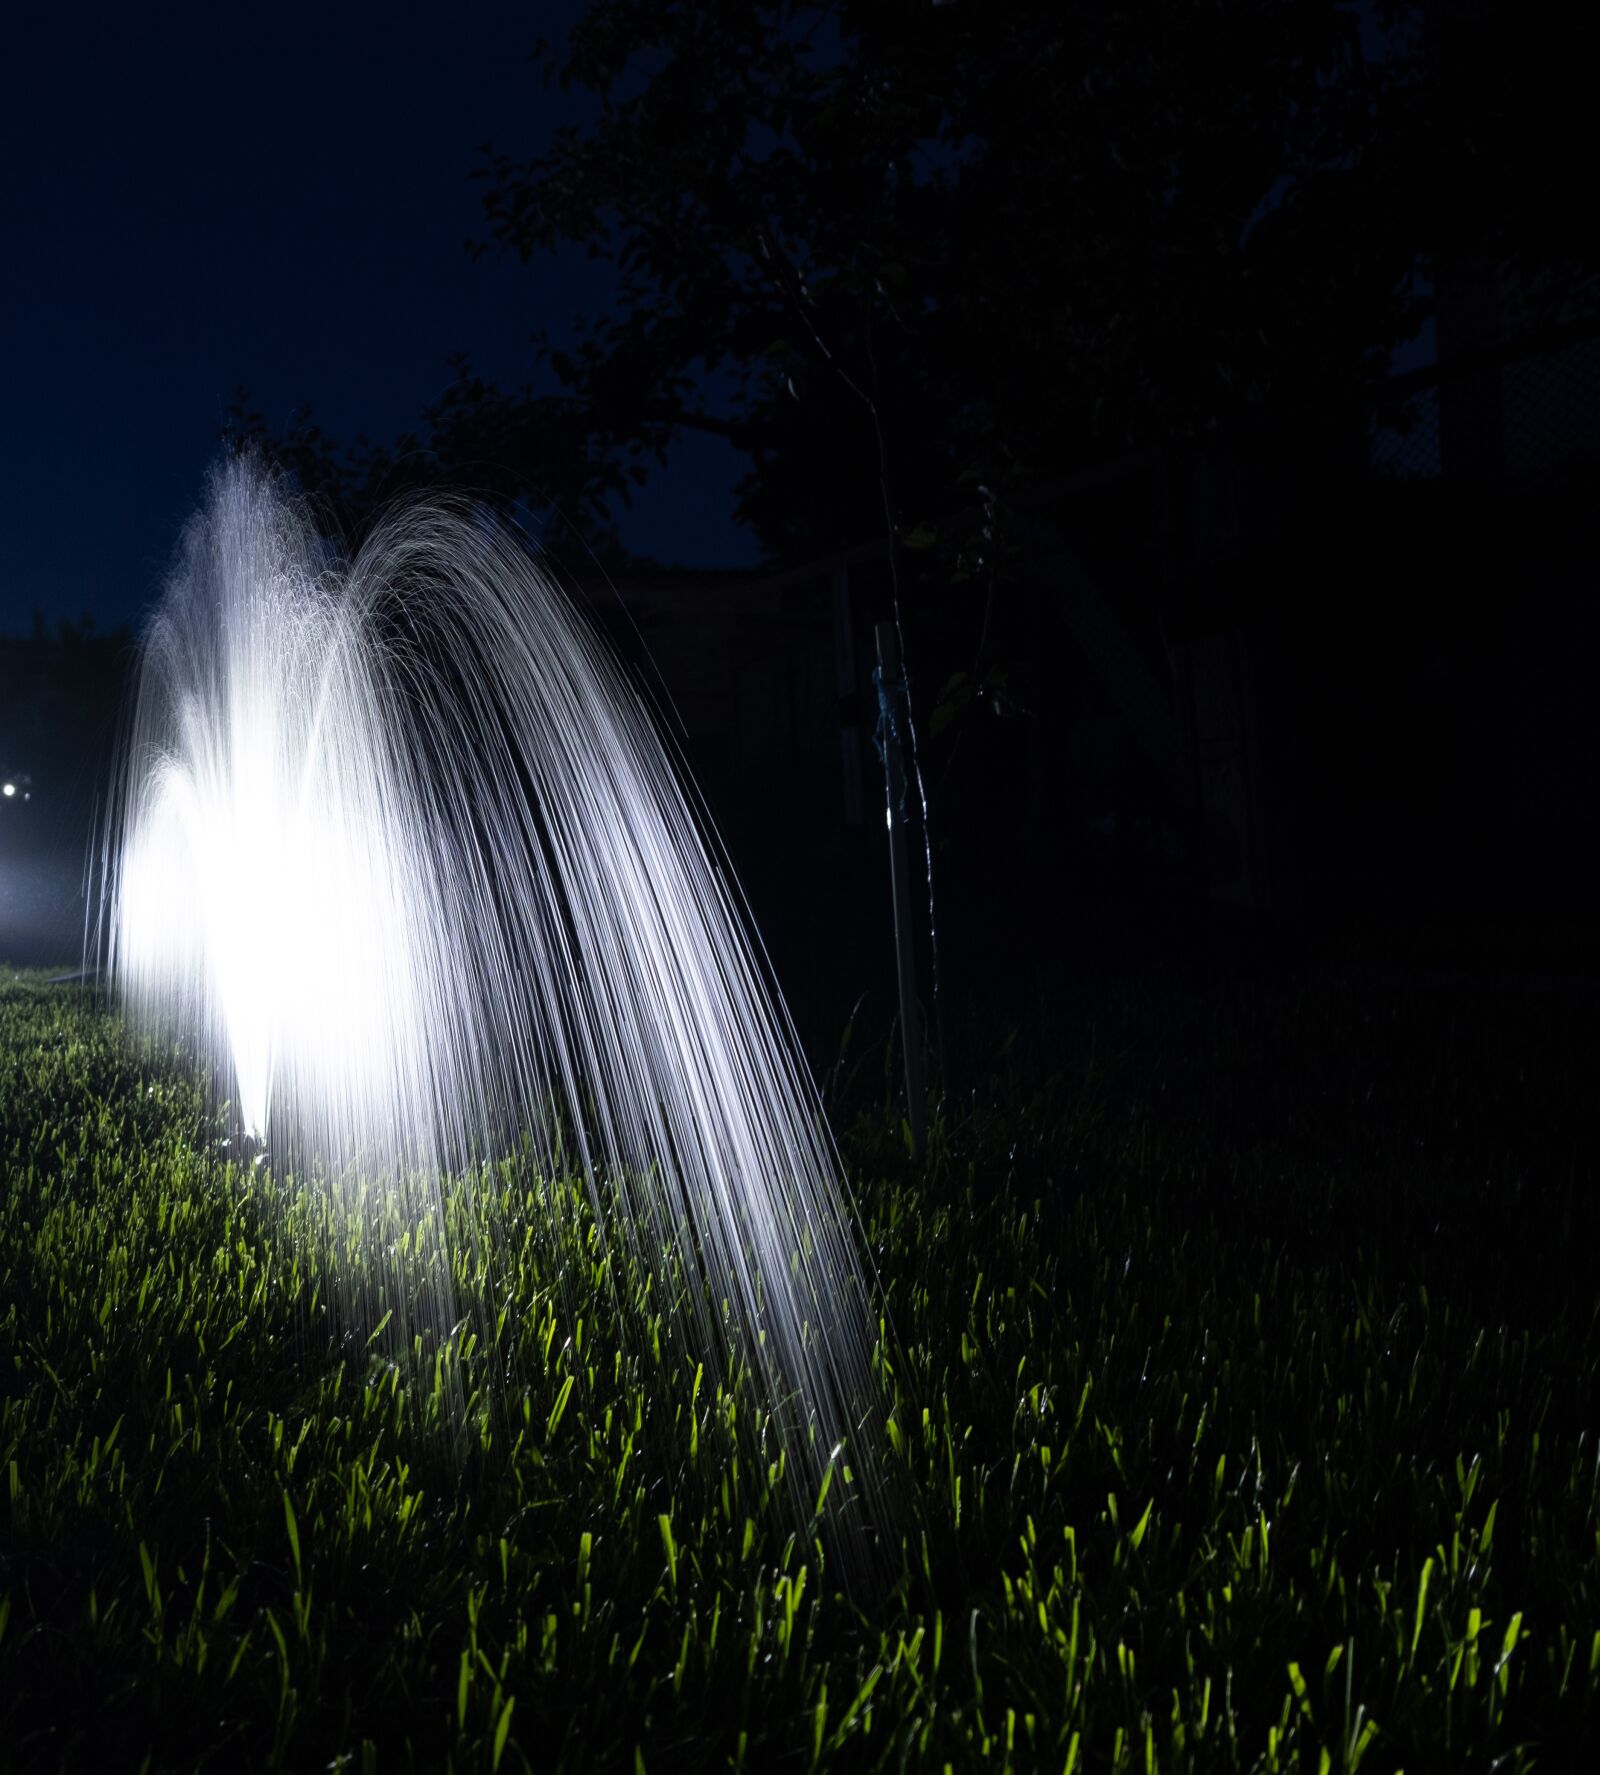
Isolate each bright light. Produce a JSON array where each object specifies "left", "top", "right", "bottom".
[
  {"left": 2, "top": 783, "right": 14, "bottom": 797},
  {"left": 107, "top": 458, "right": 886, "bottom": 1556}
]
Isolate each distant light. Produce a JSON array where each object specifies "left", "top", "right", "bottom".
[{"left": 2, "top": 783, "right": 14, "bottom": 798}]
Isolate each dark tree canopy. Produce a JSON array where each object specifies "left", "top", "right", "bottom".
[{"left": 235, "top": 0, "right": 1595, "bottom": 565}]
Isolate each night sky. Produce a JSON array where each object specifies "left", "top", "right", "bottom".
[{"left": 5, "top": 4, "right": 757, "bottom": 640}]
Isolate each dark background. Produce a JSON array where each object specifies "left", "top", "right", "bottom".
[
  {"left": 4, "top": 1, "right": 1597, "bottom": 1079},
  {"left": 1, "top": 1, "right": 755, "bottom": 633}
]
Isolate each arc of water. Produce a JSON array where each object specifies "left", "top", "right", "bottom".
[{"left": 107, "top": 458, "right": 889, "bottom": 1563}]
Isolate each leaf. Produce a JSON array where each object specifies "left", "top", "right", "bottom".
[
  {"left": 1411, "top": 1557, "right": 1433, "bottom": 1658},
  {"left": 493, "top": 1695, "right": 515, "bottom": 1770},
  {"left": 283, "top": 1492, "right": 302, "bottom": 1588},
  {"left": 659, "top": 1514, "right": 678, "bottom": 1589},
  {"left": 1128, "top": 1498, "right": 1153, "bottom": 1550},
  {"left": 547, "top": 1373, "right": 575, "bottom": 1441}
]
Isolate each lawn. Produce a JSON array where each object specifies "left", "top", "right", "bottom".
[{"left": 1, "top": 968, "right": 1597, "bottom": 1771}]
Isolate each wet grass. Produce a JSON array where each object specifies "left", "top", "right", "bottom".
[{"left": 2, "top": 968, "right": 1598, "bottom": 1771}]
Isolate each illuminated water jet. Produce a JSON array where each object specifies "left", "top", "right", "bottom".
[{"left": 106, "top": 457, "right": 886, "bottom": 1550}]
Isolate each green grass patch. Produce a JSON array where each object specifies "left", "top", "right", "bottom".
[{"left": 2, "top": 968, "right": 1598, "bottom": 1770}]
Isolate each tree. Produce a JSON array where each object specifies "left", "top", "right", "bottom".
[
  {"left": 235, "top": 0, "right": 1600, "bottom": 588},
  {"left": 237, "top": 4, "right": 1449, "bottom": 555}
]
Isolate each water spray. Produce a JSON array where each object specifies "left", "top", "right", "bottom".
[{"left": 104, "top": 457, "right": 889, "bottom": 1560}]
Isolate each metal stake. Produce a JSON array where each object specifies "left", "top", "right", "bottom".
[{"left": 873, "top": 620, "right": 927, "bottom": 1161}]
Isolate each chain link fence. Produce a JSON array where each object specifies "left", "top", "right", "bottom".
[{"left": 1371, "top": 325, "right": 1600, "bottom": 483}]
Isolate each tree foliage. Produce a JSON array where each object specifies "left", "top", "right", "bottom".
[{"left": 235, "top": 1, "right": 1594, "bottom": 563}]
